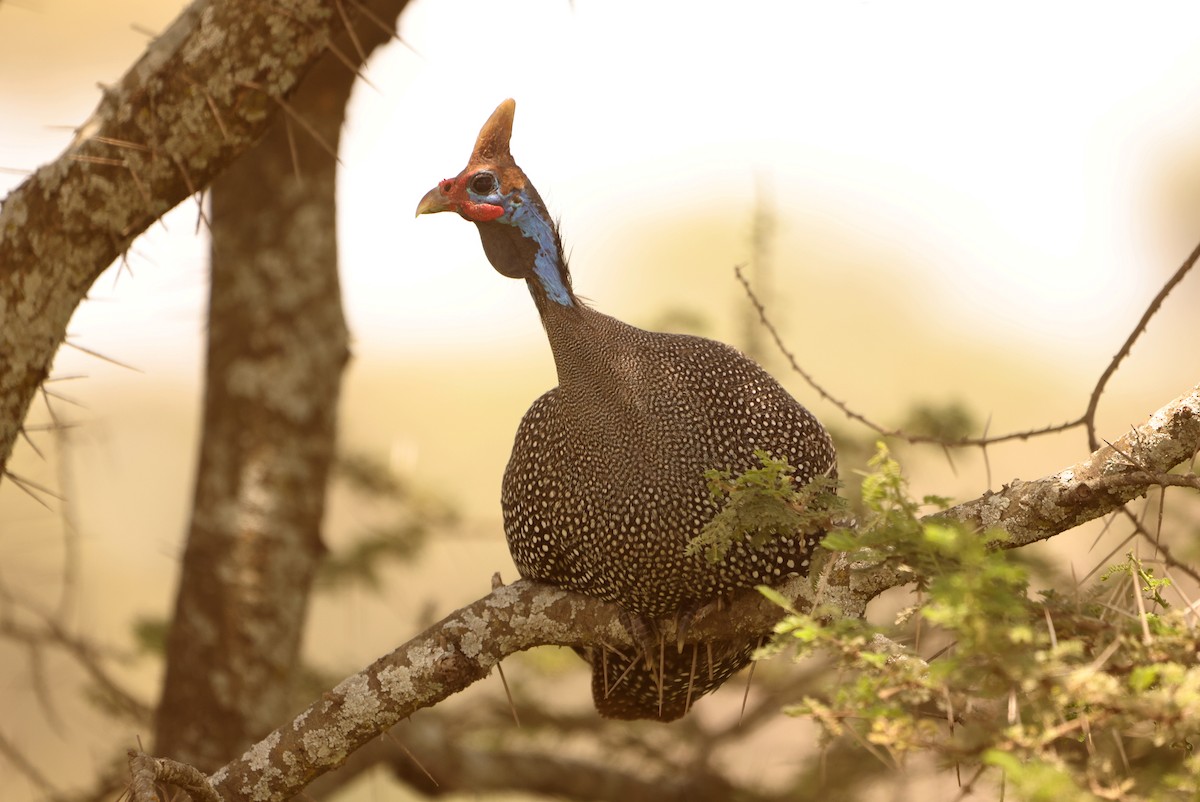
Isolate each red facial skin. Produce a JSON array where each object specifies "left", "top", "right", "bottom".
[{"left": 435, "top": 176, "right": 505, "bottom": 222}]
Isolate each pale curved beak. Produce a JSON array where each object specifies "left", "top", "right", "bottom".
[{"left": 415, "top": 185, "right": 455, "bottom": 217}]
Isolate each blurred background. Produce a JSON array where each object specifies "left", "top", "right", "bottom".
[{"left": 3, "top": 0, "right": 1200, "bottom": 799}]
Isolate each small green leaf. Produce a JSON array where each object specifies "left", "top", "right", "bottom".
[
  {"left": 859, "top": 651, "right": 888, "bottom": 668},
  {"left": 1129, "top": 664, "right": 1160, "bottom": 692},
  {"left": 757, "top": 584, "right": 796, "bottom": 612}
]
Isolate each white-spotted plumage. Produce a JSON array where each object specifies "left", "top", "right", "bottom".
[
  {"left": 418, "top": 99, "right": 836, "bottom": 721},
  {"left": 502, "top": 304, "right": 836, "bottom": 720}
]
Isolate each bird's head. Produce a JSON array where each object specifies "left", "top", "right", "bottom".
[
  {"left": 415, "top": 99, "right": 525, "bottom": 224},
  {"left": 416, "top": 100, "right": 572, "bottom": 305}
]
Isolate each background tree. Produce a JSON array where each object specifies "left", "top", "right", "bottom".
[{"left": 152, "top": 0, "right": 400, "bottom": 772}]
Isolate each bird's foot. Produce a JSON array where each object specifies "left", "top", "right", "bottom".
[
  {"left": 617, "top": 610, "right": 661, "bottom": 670},
  {"left": 674, "top": 607, "right": 695, "bottom": 653}
]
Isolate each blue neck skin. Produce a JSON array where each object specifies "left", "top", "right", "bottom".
[{"left": 503, "top": 190, "right": 572, "bottom": 307}]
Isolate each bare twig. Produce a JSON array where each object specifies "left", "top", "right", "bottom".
[
  {"left": 734, "top": 265, "right": 1085, "bottom": 447},
  {"left": 0, "top": 587, "right": 151, "bottom": 723},
  {"left": 737, "top": 235, "right": 1198, "bottom": 453},
  {"left": 129, "top": 751, "right": 220, "bottom": 802},
  {"left": 938, "top": 385, "right": 1200, "bottom": 556},
  {"left": 0, "top": 0, "right": 352, "bottom": 481},
  {"left": 0, "top": 729, "right": 57, "bottom": 795},
  {"left": 1083, "top": 238, "right": 1200, "bottom": 450},
  {"left": 1121, "top": 506, "right": 1200, "bottom": 585}
]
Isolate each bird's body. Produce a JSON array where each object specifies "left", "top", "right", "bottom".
[
  {"left": 417, "top": 100, "right": 836, "bottom": 720},
  {"left": 505, "top": 302, "right": 831, "bottom": 618}
]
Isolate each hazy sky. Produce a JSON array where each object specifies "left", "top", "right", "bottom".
[{"left": 4, "top": 0, "right": 1200, "bottom": 377}]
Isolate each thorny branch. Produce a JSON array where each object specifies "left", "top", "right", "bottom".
[
  {"left": 0, "top": 580, "right": 150, "bottom": 724},
  {"left": 735, "top": 235, "right": 1200, "bottom": 452},
  {"left": 1121, "top": 504, "right": 1200, "bottom": 586},
  {"left": 1081, "top": 238, "right": 1200, "bottom": 451},
  {"left": 126, "top": 383, "right": 1200, "bottom": 801},
  {"left": 0, "top": 0, "right": 354, "bottom": 482},
  {"left": 0, "top": 730, "right": 54, "bottom": 797}
]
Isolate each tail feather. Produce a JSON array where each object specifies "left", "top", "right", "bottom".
[{"left": 580, "top": 638, "right": 758, "bottom": 721}]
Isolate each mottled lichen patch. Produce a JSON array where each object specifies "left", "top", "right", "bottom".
[
  {"left": 245, "top": 730, "right": 280, "bottom": 771},
  {"left": 978, "top": 492, "right": 1011, "bottom": 528},
  {"left": 332, "top": 673, "right": 381, "bottom": 724},
  {"left": 455, "top": 610, "right": 489, "bottom": 659},
  {"left": 239, "top": 730, "right": 283, "bottom": 801},
  {"left": 378, "top": 664, "right": 415, "bottom": 700},
  {"left": 300, "top": 727, "right": 344, "bottom": 765}
]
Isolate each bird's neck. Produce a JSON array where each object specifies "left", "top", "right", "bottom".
[
  {"left": 539, "top": 302, "right": 639, "bottom": 401},
  {"left": 511, "top": 202, "right": 573, "bottom": 310},
  {"left": 476, "top": 193, "right": 575, "bottom": 313}
]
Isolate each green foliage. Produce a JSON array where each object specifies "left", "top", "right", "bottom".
[
  {"left": 334, "top": 452, "right": 408, "bottom": 496},
  {"left": 901, "top": 399, "right": 979, "bottom": 442},
  {"left": 1101, "top": 555, "right": 1172, "bottom": 610},
  {"left": 132, "top": 615, "right": 169, "bottom": 657},
  {"left": 687, "top": 449, "right": 845, "bottom": 564},
  {"left": 316, "top": 452, "right": 456, "bottom": 592},
  {"left": 762, "top": 444, "right": 1200, "bottom": 801},
  {"left": 315, "top": 523, "right": 430, "bottom": 592},
  {"left": 820, "top": 442, "right": 957, "bottom": 575},
  {"left": 127, "top": 451, "right": 457, "bottom": 662}
]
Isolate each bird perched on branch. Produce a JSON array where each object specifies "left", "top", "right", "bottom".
[{"left": 416, "top": 99, "right": 836, "bottom": 721}]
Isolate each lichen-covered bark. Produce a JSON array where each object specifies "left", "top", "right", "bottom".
[
  {"left": 152, "top": 0, "right": 411, "bottom": 772},
  {"left": 829, "top": 383, "right": 1200, "bottom": 614},
  {"left": 941, "top": 382, "right": 1200, "bottom": 547},
  {"left": 185, "top": 384, "right": 1199, "bottom": 801},
  {"left": 0, "top": 0, "right": 345, "bottom": 478},
  {"left": 207, "top": 581, "right": 627, "bottom": 801}
]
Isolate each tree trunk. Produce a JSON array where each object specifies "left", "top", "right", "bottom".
[{"left": 153, "top": 0, "right": 411, "bottom": 770}]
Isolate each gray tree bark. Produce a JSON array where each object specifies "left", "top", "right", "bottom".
[
  {"left": 0, "top": 0, "right": 347, "bottom": 480},
  {"left": 152, "top": 0, "right": 413, "bottom": 771}
]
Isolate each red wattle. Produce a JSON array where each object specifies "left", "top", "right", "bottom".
[{"left": 463, "top": 202, "right": 504, "bottom": 222}]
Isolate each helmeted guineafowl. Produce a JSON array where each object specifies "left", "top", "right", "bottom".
[{"left": 416, "top": 99, "right": 836, "bottom": 721}]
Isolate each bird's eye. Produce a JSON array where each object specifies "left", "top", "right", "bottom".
[{"left": 470, "top": 173, "right": 498, "bottom": 195}]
